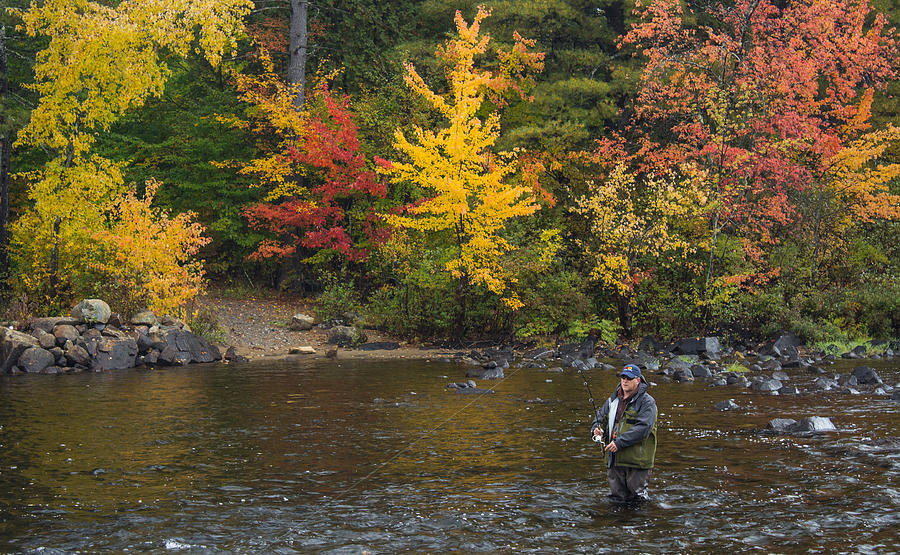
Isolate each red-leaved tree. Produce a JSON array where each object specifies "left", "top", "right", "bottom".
[
  {"left": 615, "top": 0, "right": 897, "bottom": 308},
  {"left": 234, "top": 53, "right": 388, "bottom": 265}
]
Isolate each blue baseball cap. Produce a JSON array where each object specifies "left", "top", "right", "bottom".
[{"left": 619, "top": 364, "right": 642, "bottom": 379}]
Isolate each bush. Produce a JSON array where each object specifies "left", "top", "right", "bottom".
[{"left": 317, "top": 271, "right": 360, "bottom": 322}]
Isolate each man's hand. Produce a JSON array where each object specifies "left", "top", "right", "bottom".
[
  {"left": 592, "top": 427, "right": 604, "bottom": 439},
  {"left": 604, "top": 441, "right": 618, "bottom": 453}
]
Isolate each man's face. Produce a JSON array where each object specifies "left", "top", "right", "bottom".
[{"left": 620, "top": 375, "right": 640, "bottom": 396}]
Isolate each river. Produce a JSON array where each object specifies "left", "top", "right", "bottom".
[{"left": 0, "top": 355, "right": 898, "bottom": 553}]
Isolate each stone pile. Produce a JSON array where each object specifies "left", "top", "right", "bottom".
[{"left": 1, "top": 299, "right": 228, "bottom": 375}]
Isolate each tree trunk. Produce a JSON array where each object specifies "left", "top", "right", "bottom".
[
  {"left": 0, "top": 24, "right": 10, "bottom": 286},
  {"left": 617, "top": 294, "right": 633, "bottom": 340},
  {"left": 288, "top": 0, "right": 308, "bottom": 109}
]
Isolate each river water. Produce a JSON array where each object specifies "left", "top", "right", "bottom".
[{"left": 0, "top": 355, "right": 897, "bottom": 553}]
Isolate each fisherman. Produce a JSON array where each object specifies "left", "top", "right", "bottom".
[{"left": 591, "top": 364, "right": 657, "bottom": 503}]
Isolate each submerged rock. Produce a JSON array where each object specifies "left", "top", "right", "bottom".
[
  {"left": 715, "top": 399, "right": 741, "bottom": 411},
  {"left": 766, "top": 416, "right": 837, "bottom": 433}
]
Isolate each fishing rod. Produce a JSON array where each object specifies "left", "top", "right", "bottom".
[{"left": 574, "top": 365, "right": 606, "bottom": 444}]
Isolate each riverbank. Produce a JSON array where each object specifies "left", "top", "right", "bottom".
[{"left": 197, "top": 288, "right": 450, "bottom": 360}]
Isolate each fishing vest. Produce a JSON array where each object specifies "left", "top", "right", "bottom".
[{"left": 606, "top": 394, "right": 657, "bottom": 469}]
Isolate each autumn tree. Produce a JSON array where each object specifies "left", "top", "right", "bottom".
[
  {"left": 379, "top": 6, "right": 544, "bottom": 334},
  {"left": 9, "top": 0, "right": 250, "bottom": 312},
  {"left": 619, "top": 0, "right": 898, "bottom": 323},
  {"left": 800, "top": 90, "right": 900, "bottom": 285},
  {"left": 571, "top": 160, "right": 710, "bottom": 336},
  {"left": 230, "top": 52, "right": 389, "bottom": 276},
  {"left": 90, "top": 178, "right": 211, "bottom": 317}
]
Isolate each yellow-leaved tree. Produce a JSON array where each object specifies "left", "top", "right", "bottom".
[
  {"left": 10, "top": 0, "right": 251, "bottom": 314},
  {"left": 571, "top": 162, "right": 711, "bottom": 336},
  {"left": 90, "top": 179, "right": 210, "bottom": 317},
  {"left": 379, "top": 6, "right": 544, "bottom": 332}
]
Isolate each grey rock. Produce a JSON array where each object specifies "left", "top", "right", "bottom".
[
  {"left": 767, "top": 418, "right": 798, "bottom": 432},
  {"left": 673, "top": 368, "right": 694, "bottom": 382},
  {"left": 33, "top": 329, "right": 57, "bottom": 349},
  {"left": 290, "top": 313, "right": 315, "bottom": 331},
  {"left": 18, "top": 346, "right": 56, "bottom": 373},
  {"left": 71, "top": 299, "right": 112, "bottom": 324},
  {"left": 326, "top": 325, "right": 366, "bottom": 346},
  {"left": 793, "top": 416, "right": 837, "bottom": 432},
  {"left": 670, "top": 337, "right": 720, "bottom": 356},
  {"left": 94, "top": 338, "right": 138, "bottom": 370},
  {"left": 0, "top": 328, "right": 41, "bottom": 373},
  {"left": 814, "top": 377, "right": 838, "bottom": 391},
  {"left": 715, "top": 399, "right": 740, "bottom": 411},
  {"left": 690, "top": 364, "right": 713, "bottom": 378},
  {"left": 53, "top": 324, "right": 80, "bottom": 347},
  {"left": 752, "top": 378, "right": 783, "bottom": 392},
  {"left": 65, "top": 344, "right": 91, "bottom": 367},
  {"left": 130, "top": 310, "right": 159, "bottom": 327},
  {"left": 851, "top": 366, "right": 883, "bottom": 386}
]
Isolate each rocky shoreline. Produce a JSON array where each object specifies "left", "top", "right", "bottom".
[{"left": 0, "top": 299, "right": 244, "bottom": 375}]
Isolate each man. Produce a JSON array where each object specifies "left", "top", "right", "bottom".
[{"left": 591, "top": 364, "right": 657, "bottom": 503}]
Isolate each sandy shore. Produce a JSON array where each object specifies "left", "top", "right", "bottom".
[{"left": 198, "top": 290, "right": 456, "bottom": 361}]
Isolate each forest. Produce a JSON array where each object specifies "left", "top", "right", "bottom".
[{"left": 0, "top": 0, "right": 898, "bottom": 347}]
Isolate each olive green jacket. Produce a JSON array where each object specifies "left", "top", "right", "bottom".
[{"left": 591, "top": 378, "right": 657, "bottom": 469}]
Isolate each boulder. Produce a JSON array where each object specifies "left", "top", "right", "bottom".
[
  {"left": 94, "top": 338, "right": 138, "bottom": 370},
  {"left": 670, "top": 337, "right": 720, "bottom": 356},
  {"left": 159, "top": 329, "right": 220, "bottom": 364},
  {"left": 33, "top": 329, "right": 56, "bottom": 349},
  {"left": 53, "top": 324, "right": 80, "bottom": 347},
  {"left": 18, "top": 346, "right": 56, "bottom": 373},
  {"left": 752, "top": 378, "right": 783, "bottom": 392},
  {"left": 326, "top": 325, "right": 366, "bottom": 346},
  {"left": 0, "top": 328, "right": 40, "bottom": 373},
  {"left": 851, "top": 366, "right": 883, "bottom": 386},
  {"left": 71, "top": 299, "right": 112, "bottom": 324},
  {"left": 793, "top": 416, "right": 837, "bottom": 432},
  {"left": 673, "top": 368, "right": 694, "bottom": 382},
  {"left": 767, "top": 418, "right": 798, "bottom": 432},
  {"left": 290, "top": 313, "right": 315, "bottom": 331},
  {"left": 690, "top": 364, "right": 713, "bottom": 378},
  {"left": 130, "top": 310, "right": 159, "bottom": 327},
  {"left": 759, "top": 331, "right": 802, "bottom": 358},
  {"left": 289, "top": 346, "right": 317, "bottom": 354},
  {"left": 715, "top": 399, "right": 741, "bottom": 411},
  {"left": 64, "top": 344, "right": 91, "bottom": 367}
]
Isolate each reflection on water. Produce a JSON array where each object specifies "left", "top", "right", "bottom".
[{"left": 0, "top": 356, "right": 897, "bottom": 552}]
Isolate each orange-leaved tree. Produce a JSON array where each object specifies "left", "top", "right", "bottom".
[
  {"left": 379, "top": 5, "right": 544, "bottom": 331},
  {"left": 91, "top": 178, "right": 211, "bottom": 317},
  {"left": 802, "top": 90, "right": 900, "bottom": 284},
  {"left": 619, "top": 0, "right": 898, "bottom": 320}
]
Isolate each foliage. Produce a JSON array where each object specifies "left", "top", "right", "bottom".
[
  {"left": 316, "top": 271, "right": 360, "bottom": 322},
  {"left": 619, "top": 0, "right": 899, "bottom": 312},
  {"left": 90, "top": 179, "right": 211, "bottom": 317},
  {"left": 380, "top": 6, "right": 545, "bottom": 312},
  {"left": 570, "top": 160, "right": 710, "bottom": 334},
  {"left": 232, "top": 52, "right": 389, "bottom": 265},
  {"left": 9, "top": 0, "right": 250, "bottom": 311}
]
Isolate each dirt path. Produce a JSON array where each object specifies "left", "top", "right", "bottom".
[{"left": 197, "top": 289, "right": 447, "bottom": 360}]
